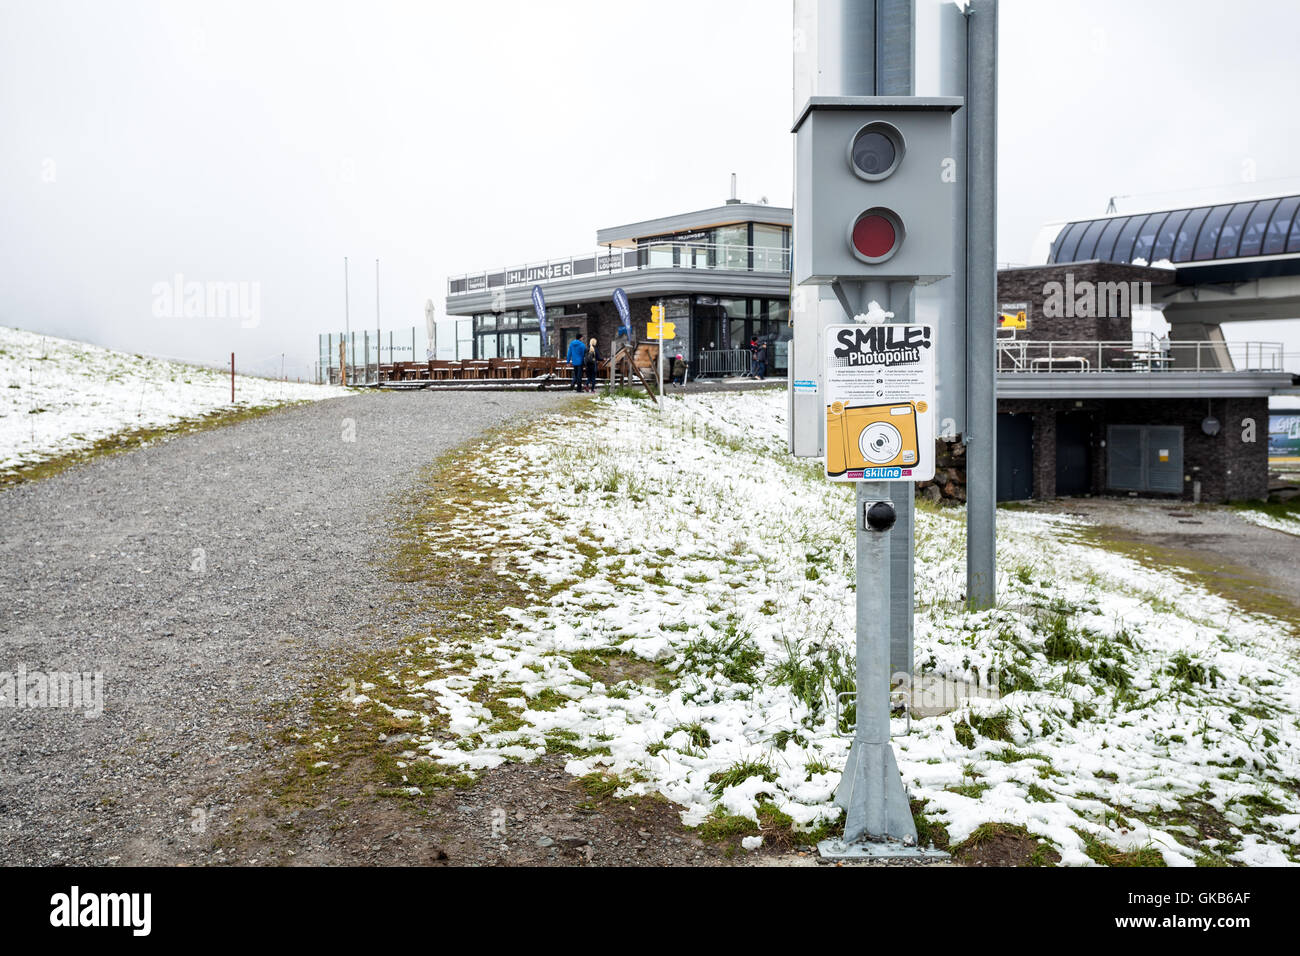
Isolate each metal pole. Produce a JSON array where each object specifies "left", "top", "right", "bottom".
[
  {"left": 375, "top": 258, "right": 381, "bottom": 376},
  {"left": 658, "top": 304, "right": 665, "bottom": 405},
  {"left": 875, "top": 1, "right": 915, "bottom": 684},
  {"left": 821, "top": 0, "right": 918, "bottom": 852},
  {"left": 888, "top": 281, "right": 915, "bottom": 680},
  {"left": 965, "top": 0, "right": 998, "bottom": 610},
  {"left": 834, "top": 483, "right": 915, "bottom": 844}
]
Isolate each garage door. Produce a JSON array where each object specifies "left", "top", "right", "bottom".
[{"left": 1106, "top": 425, "right": 1183, "bottom": 494}]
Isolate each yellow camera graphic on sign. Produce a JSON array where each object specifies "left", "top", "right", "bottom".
[{"left": 826, "top": 400, "right": 922, "bottom": 477}]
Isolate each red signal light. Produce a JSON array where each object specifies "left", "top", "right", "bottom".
[{"left": 849, "top": 208, "right": 904, "bottom": 263}]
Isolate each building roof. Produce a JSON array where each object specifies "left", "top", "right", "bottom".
[
  {"left": 595, "top": 203, "right": 791, "bottom": 248},
  {"left": 1047, "top": 194, "right": 1300, "bottom": 267}
]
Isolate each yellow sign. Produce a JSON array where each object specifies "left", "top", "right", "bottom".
[
  {"left": 650, "top": 305, "right": 664, "bottom": 323},
  {"left": 999, "top": 311, "right": 1027, "bottom": 330},
  {"left": 825, "top": 401, "right": 921, "bottom": 476},
  {"left": 647, "top": 322, "right": 676, "bottom": 339}
]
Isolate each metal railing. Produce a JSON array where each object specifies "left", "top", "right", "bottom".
[
  {"left": 695, "top": 348, "right": 752, "bottom": 378},
  {"left": 318, "top": 328, "right": 426, "bottom": 385},
  {"left": 995, "top": 336, "right": 1284, "bottom": 373},
  {"left": 448, "top": 240, "right": 791, "bottom": 296}
]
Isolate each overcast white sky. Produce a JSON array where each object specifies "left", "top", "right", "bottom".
[{"left": 2, "top": 0, "right": 1298, "bottom": 377}]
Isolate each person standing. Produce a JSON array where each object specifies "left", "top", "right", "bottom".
[
  {"left": 584, "top": 337, "right": 601, "bottom": 392},
  {"left": 566, "top": 335, "right": 587, "bottom": 391},
  {"left": 671, "top": 353, "right": 687, "bottom": 387},
  {"left": 753, "top": 338, "right": 768, "bottom": 380}
]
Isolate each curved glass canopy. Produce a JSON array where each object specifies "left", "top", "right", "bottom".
[{"left": 1048, "top": 194, "right": 1300, "bottom": 265}]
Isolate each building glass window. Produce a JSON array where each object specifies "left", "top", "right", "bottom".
[
  {"left": 1093, "top": 217, "right": 1128, "bottom": 261},
  {"left": 1130, "top": 212, "right": 1167, "bottom": 262},
  {"left": 719, "top": 297, "right": 749, "bottom": 348},
  {"left": 1051, "top": 221, "right": 1086, "bottom": 262},
  {"left": 1072, "top": 219, "right": 1110, "bottom": 260},
  {"left": 686, "top": 242, "right": 711, "bottom": 268},
  {"left": 752, "top": 223, "right": 788, "bottom": 272},
  {"left": 1150, "top": 209, "right": 1190, "bottom": 261},
  {"left": 766, "top": 299, "right": 792, "bottom": 371},
  {"left": 1287, "top": 209, "right": 1300, "bottom": 253},
  {"left": 647, "top": 245, "right": 675, "bottom": 268},
  {"left": 716, "top": 224, "right": 749, "bottom": 270},
  {"left": 1262, "top": 197, "right": 1300, "bottom": 254},
  {"left": 1238, "top": 198, "right": 1281, "bottom": 256},
  {"left": 1214, "top": 202, "right": 1256, "bottom": 259},
  {"left": 1110, "top": 214, "right": 1147, "bottom": 263},
  {"left": 1192, "top": 204, "right": 1233, "bottom": 260},
  {"left": 1171, "top": 207, "right": 1211, "bottom": 261}
]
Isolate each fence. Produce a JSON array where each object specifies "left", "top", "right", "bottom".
[
  {"left": 318, "top": 326, "right": 431, "bottom": 384},
  {"left": 695, "top": 348, "right": 752, "bottom": 378},
  {"left": 449, "top": 241, "right": 791, "bottom": 296},
  {"left": 995, "top": 336, "right": 1284, "bottom": 373}
]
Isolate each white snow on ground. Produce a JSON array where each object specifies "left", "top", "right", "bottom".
[
  {"left": 1237, "top": 508, "right": 1300, "bottom": 537},
  {"left": 379, "top": 389, "right": 1300, "bottom": 866},
  {"left": 0, "top": 326, "right": 347, "bottom": 473}
]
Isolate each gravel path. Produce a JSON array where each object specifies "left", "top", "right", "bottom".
[
  {"left": 1029, "top": 498, "right": 1300, "bottom": 622},
  {"left": 0, "top": 389, "right": 576, "bottom": 864}
]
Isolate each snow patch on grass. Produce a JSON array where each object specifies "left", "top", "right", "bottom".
[
  {"left": 1237, "top": 508, "right": 1300, "bottom": 538},
  {"left": 0, "top": 325, "right": 347, "bottom": 473},
  {"left": 389, "top": 389, "right": 1300, "bottom": 865}
]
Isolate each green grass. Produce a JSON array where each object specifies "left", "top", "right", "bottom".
[
  {"left": 1232, "top": 498, "right": 1300, "bottom": 522},
  {"left": 679, "top": 624, "right": 764, "bottom": 687},
  {"left": 950, "top": 822, "right": 1060, "bottom": 866},
  {"left": 1075, "top": 828, "right": 1167, "bottom": 867},
  {"left": 1166, "top": 651, "right": 1221, "bottom": 688},
  {"left": 669, "top": 722, "right": 712, "bottom": 749},
  {"left": 696, "top": 802, "right": 838, "bottom": 849},
  {"left": 768, "top": 637, "right": 855, "bottom": 727},
  {"left": 709, "top": 759, "right": 777, "bottom": 796}
]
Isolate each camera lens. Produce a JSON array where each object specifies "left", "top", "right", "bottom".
[{"left": 852, "top": 130, "right": 896, "bottom": 176}]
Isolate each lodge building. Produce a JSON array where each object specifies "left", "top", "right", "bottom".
[
  {"left": 445, "top": 201, "right": 793, "bottom": 379},
  {"left": 443, "top": 194, "right": 1300, "bottom": 504}
]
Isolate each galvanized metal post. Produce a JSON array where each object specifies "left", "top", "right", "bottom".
[
  {"left": 875, "top": 3, "right": 915, "bottom": 684},
  {"left": 964, "top": 0, "right": 998, "bottom": 609},
  {"left": 888, "top": 280, "right": 915, "bottom": 680},
  {"left": 820, "top": 0, "right": 919, "bottom": 853}
]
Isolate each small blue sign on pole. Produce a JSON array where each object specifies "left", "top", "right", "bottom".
[
  {"left": 531, "top": 285, "right": 548, "bottom": 342},
  {"left": 613, "top": 287, "right": 630, "bottom": 326}
]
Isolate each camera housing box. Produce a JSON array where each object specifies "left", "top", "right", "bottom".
[{"left": 793, "top": 96, "right": 962, "bottom": 286}]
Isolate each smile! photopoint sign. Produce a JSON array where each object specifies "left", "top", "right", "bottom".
[{"left": 824, "top": 323, "right": 936, "bottom": 482}]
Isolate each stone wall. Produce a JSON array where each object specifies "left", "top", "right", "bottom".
[
  {"left": 996, "top": 262, "right": 1174, "bottom": 347},
  {"left": 987, "top": 396, "right": 1269, "bottom": 503},
  {"left": 916, "top": 440, "right": 967, "bottom": 505}
]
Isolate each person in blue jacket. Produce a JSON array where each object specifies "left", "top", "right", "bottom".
[{"left": 566, "top": 335, "right": 587, "bottom": 391}]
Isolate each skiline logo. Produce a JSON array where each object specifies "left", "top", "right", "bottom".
[
  {"left": 850, "top": 467, "right": 906, "bottom": 480},
  {"left": 50, "top": 886, "right": 151, "bottom": 937}
]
